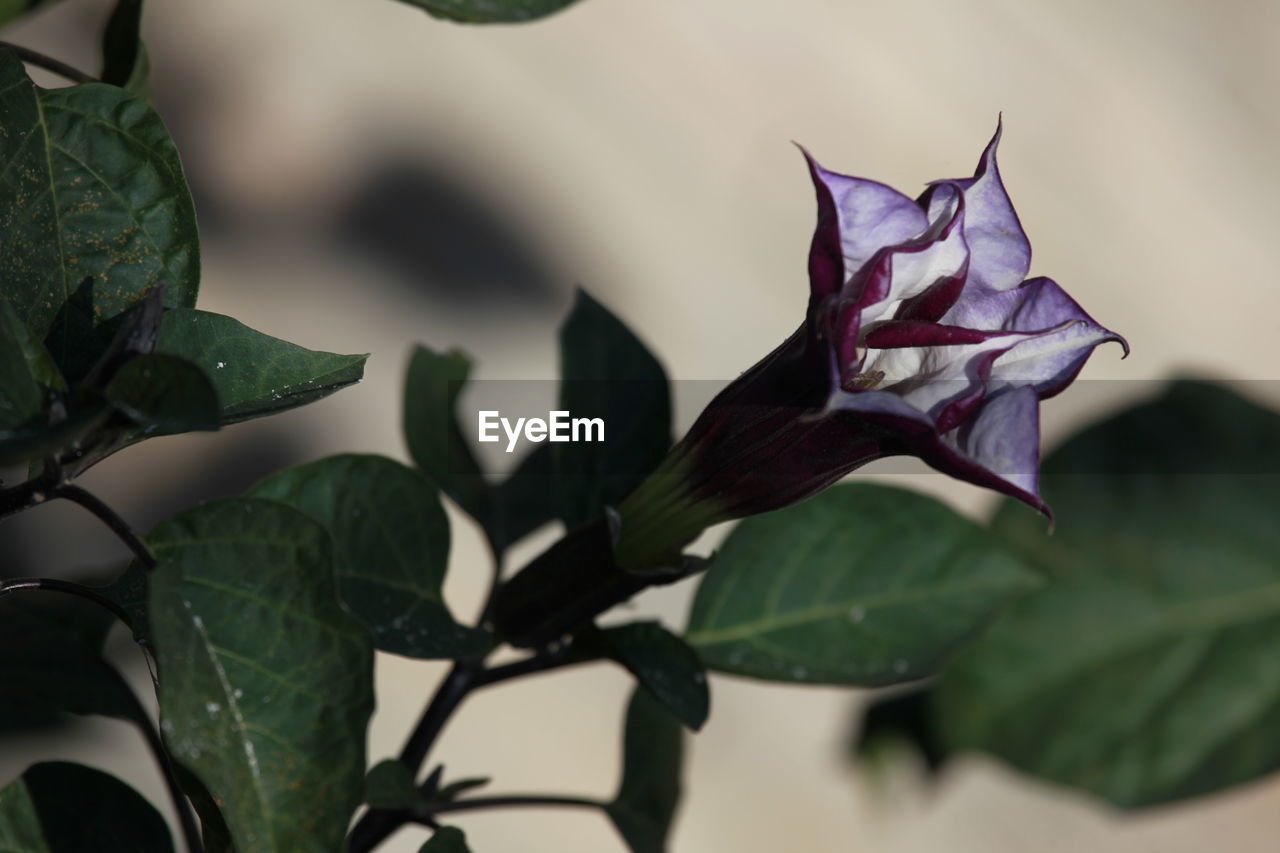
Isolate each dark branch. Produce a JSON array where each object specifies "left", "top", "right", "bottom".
[
  {"left": 473, "top": 644, "right": 603, "bottom": 689},
  {"left": 425, "top": 793, "right": 606, "bottom": 817},
  {"left": 134, "top": 694, "right": 205, "bottom": 853},
  {"left": 0, "top": 42, "right": 95, "bottom": 84},
  {"left": 347, "top": 663, "right": 481, "bottom": 852},
  {"left": 57, "top": 484, "right": 156, "bottom": 570},
  {"left": 0, "top": 463, "right": 61, "bottom": 522},
  {"left": 0, "top": 576, "right": 132, "bottom": 626}
]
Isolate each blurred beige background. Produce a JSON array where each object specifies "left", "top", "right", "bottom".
[{"left": 4, "top": 0, "right": 1280, "bottom": 850}]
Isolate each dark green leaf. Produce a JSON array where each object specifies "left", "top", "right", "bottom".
[
  {"left": 249, "top": 454, "right": 486, "bottom": 658},
  {"left": 603, "top": 622, "right": 708, "bottom": 731},
  {"left": 99, "top": 559, "right": 152, "bottom": 646},
  {"left": 490, "top": 443, "right": 555, "bottom": 550},
  {"left": 0, "top": 598, "right": 147, "bottom": 727},
  {"left": 420, "top": 826, "right": 471, "bottom": 853},
  {"left": 101, "top": 0, "right": 150, "bottom": 97},
  {"left": 0, "top": 303, "right": 50, "bottom": 430},
  {"left": 0, "top": 52, "right": 198, "bottom": 341},
  {"left": 685, "top": 484, "right": 1038, "bottom": 685},
  {"left": 940, "top": 380, "right": 1280, "bottom": 809},
  {"left": 606, "top": 687, "right": 682, "bottom": 853},
  {"left": 555, "top": 288, "right": 671, "bottom": 528},
  {"left": 103, "top": 352, "right": 219, "bottom": 435},
  {"left": 399, "top": 0, "right": 580, "bottom": 24},
  {"left": 404, "top": 345, "right": 492, "bottom": 527},
  {"left": 0, "top": 405, "right": 107, "bottom": 467},
  {"left": 149, "top": 498, "right": 375, "bottom": 852},
  {"left": 365, "top": 760, "right": 417, "bottom": 810},
  {"left": 0, "top": 772, "right": 45, "bottom": 852},
  {"left": 434, "top": 776, "right": 490, "bottom": 802},
  {"left": 0, "top": 762, "right": 173, "bottom": 852},
  {"left": 156, "top": 309, "right": 367, "bottom": 424}
]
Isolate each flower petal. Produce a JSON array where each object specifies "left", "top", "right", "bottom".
[
  {"left": 929, "top": 385, "right": 1046, "bottom": 513},
  {"left": 930, "top": 121, "right": 1031, "bottom": 293},
  {"left": 945, "top": 276, "right": 1128, "bottom": 396},
  {"left": 803, "top": 148, "right": 928, "bottom": 299},
  {"left": 852, "top": 186, "right": 969, "bottom": 326},
  {"left": 829, "top": 381, "right": 1048, "bottom": 515}
]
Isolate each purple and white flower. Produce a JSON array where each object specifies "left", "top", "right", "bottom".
[{"left": 615, "top": 123, "right": 1126, "bottom": 568}]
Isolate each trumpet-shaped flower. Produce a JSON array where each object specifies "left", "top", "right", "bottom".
[{"left": 615, "top": 124, "right": 1127, "bottom": 569}]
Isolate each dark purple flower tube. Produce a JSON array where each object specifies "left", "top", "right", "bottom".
[{"left": 614, "top": 123, "right": 1127, "bottom": 570}]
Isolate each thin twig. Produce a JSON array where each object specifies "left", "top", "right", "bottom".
[
  {"left": 57, "top": 484, "right": 156, "bottom": 569},
  {"left": 0, "top": 576, "right": 132, "bottom": 626},
  {"left": 134, "top": 696, "right": 205, "bottom": 853},
  {"left": 424, "top": 793, "right": 606, "bottom": 817},
  {"left": 0, "top": 464, "right": 61, "bottom": 522},
  {"left": 0, "top": 42, "right": 95, "bottom": 84}
]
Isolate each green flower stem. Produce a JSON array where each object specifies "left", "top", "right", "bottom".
[{"left": 612, "top": 450, "right": 729, "bottom": 570}]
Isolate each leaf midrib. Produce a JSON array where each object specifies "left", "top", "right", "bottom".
[
  {"left": 686, "top": 574, "right": 1023, "bottom": 647},
  {"left": 972, "top": 578, "right": 1280, "bottom": 725}
]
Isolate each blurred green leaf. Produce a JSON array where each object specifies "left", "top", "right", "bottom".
[
  {"left": 434, "top": 776, "right": 490, "bottom": 802},
  {"left": 490, "top": 443, "right": 554, "bottom": 551},
  {"left": 686, "top": 484, "right": 1036, "bottom": 685},
  {"left": 420, "top": 826, "right": 470, "bottom": 852},
  {"left": 940, "top": 380, "right": 1280, "bottom": 809},
  {"left": 250, "top": 454, "right": 486, "bottom": 658},
  {"left": 555, "top": 288, "right": 671, "bottom": 528},
  {"left": 0, "top": 762, "right": 174, "bottom": 852},
  {"left": 404, "top": 345, "right": 493, "bottom": 529},
  {"left": 0, "top": 52, "right": 198, "bottom": 341},
  {"left": 364, "top": 760, "right": 417, "bottom": 810},
  {"left": 0, "top": 0, "right": 60, "bottom": 28},
  {"left": 606, "top": 687, "right": 682, "bottom": 853},
  {"left": 149, "top": 498, "right": 375, "bottom": 852},
  {"left": 156, "top": 309, "right": 366, "bottom": 424},
  {"left": 399, "top": 0, "right": 580, "bottom": 24},
  {"left": 603, "top": 622, "right": 708, "bottom": 731},
  {"left": 103, "top": 352, "right": 219, "bottom": 435},
  {"left": 851, "top": 687, "right": 948, "bottom": 773},
  {"left": 0, "top": 405, "right": 107, "bottom": 467},
  {"left": 0, "top": 598, "right": 147, "bottom": 727},
  {"left": 100, "top": 0, "right": 150, "bottom": 97}
]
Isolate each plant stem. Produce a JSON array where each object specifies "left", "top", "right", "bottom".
[
  {"left": 133, "top": 695, "right": 205, "bottom": 853},
  {"left": 0, "top": 42, "right": 95, "bottom": 84},
  {"left": 57, "top": 484, "right": 156, "bottom": 569},
  {"left": 347, "top": 662, "right": 481, "bottom": 852},
  {"left": 0, "top": 576, "right": 132, "bottom": 626},
  {"left": 0, "top": 464, "right": 61, "bottom": 522},
  {"left": 399, "top": 662, "right": 478, "bottom": 773},
  {"left": 425, "top": 793, "right": 606, "bottom": 817},
  {"left": 474, "top": 645, "right": 602, "bottom": 689}
]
